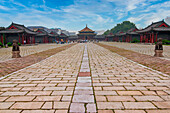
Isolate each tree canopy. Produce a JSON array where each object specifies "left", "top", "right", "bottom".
[{"left": 103, "top": 21, "right": 136, "bottom": 35}]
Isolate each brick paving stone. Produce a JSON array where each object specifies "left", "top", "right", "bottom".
[
  {"left": 107, "top": 96, "right": 135, "bottom": 102},
  {"left": 114, "top": 110, "right": 146, "bottom": 113},
  {"left": 61, "top": 96, "right": 72, "bottom": 101},
  {"left": 78, "top": 72, "right": 91, "bottom": 77},
  {"left": 43, "top": 87, "right": 66, "bottom": 91},
  {"left": 11, "top": 102, "right": 44, "bottom": 109},
  {"left": 153, "top": 102, "right": 170, "bottom": 109},
  {"left": 22, "top": 110, "right": 55, "bottom": 113},
  {"left": 0, "top": 102, "right": 14, "bottom": 109},
  {"left": 69, "top": 103, "right": 85, "bottom": 112},
  {"left": 51, "top": 91, "right": 73, "bottom": 96},
  {"left": 95, "top": 91, "right": 117, "bottom": 95},
  {"left": 156, "top": 91, "right": 168, "bottom": 95},
  {"left": 96, "top": 96, "right": 107, "bottom": 101},
  {"left": 33, "top": 96, "right": 61, "bottom": 101},
  {"left": 1, "top": 91, "right": 28, "bottom": 96},
  {"left": 161, "top": 95, "right": 170, "bottom": 101},
  {"left": 74, "top": 90, "right": 93, "bottom": 95},
  {"left": 141, "top": 91, "right": 157, "bottom": 95},
  {"left": 98, "top": 110, "right": 114, "bottom": 113},
  {"left": 0, "top": 87, "right": 22, "bottom": 92},
  {"left": 6, "top": 96, "right": 35, "bottom": 101},
  {"left": 103, "top": 87, "right": 125, "bottom": 90},
  {"left": 123, "top": 102, "right": 156, "bottom": 109},
  {"left": 117, "top": 91, "right": 143, "bottom": 95},
  {"left": 133, "top": 96, "right": 163, "bottom": 101},
  {"left": 146, "top": 110, "right": 170, "bottom": 113},
  {"left": 42, "top": 102, "right": 52, "bottom": 109},
  {"left": 0, "top": 97, "right": 8, "bottom": 101},
  {"left": 27, "top": 91, "right": 52, "bottom": 96},
  {"left": 97, "top": 102, "right": 124, "bottom": 109},
  {"left": 87, "top": 103, "right": 97, "bottom": 112},
  {"left": 21, "top": 87, "right": 44, "bottom": 91},
  {"left": 53, "top": 102, "right": 70, "bottom": 109},
  {"left": 72, "top": 95, "right": 94, "bottom": 103},
  {"left": 0, "top": 110, "right": 22, "bottom": 113},
  {"left": 55, "top": 110, "right": 68, "bottom": 113}
]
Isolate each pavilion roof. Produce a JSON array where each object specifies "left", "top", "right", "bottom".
[
  {"left": 49, "top": 31, "right": 59, "bottom": 37},
  {"left": 77, "top": 33, "right": 96, "bottom": 36},
  {"left": 6, "top": 22, "right": 36, "bottom": 35},
  {"left": 60, "top": 32, "right": 68, "bottom": 38},
  {"left": 35, "top": 29, "right": 48, "bottom": 36},
  {"left": 79, "top": 25, "right": 95, "bottom": 32},
  {"left": 0, "top": 29, "right": 24, "bottom": 34},
  {"left": 137, "top": 20, "right": 170, "bottom": 33}
]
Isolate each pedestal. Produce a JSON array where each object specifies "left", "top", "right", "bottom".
[
  {"left": 12, "top": 51, "right": 21, "bottom": 58},
  {"left": 154, "top": 50, "right": 163, "bottom": 57}
]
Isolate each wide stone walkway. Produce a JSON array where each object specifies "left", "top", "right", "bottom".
[
  {"left": 0, "top": 44, "right": 65, "bottom": 62},
  {"left": 0, "top": 43, "right": 169, "bottom": 113}
]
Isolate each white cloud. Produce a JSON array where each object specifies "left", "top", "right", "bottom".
[
  {"left": 165, "top": 17, "right": 170, "bottom": 25},
  {"left": 0, "top": 5, "right": 10, "bottom": 10}
]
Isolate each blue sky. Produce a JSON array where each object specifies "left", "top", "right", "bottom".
[{"left": 0, "top": 0, "right": 170, "bottom": 32}]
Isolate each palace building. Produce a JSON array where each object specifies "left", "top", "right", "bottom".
[
  {"left": 137, "top": 20, "right": 170, "bottom": 43},
  {"left": 77, "top": 25, "right": 96, "bottom": 40},
  {"left": 0, "top": 22, "right": 36, "bottom": 44}
]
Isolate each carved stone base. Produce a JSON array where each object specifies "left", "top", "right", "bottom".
[
  {"left": 154, "top": 50, "right": 163, "bottom": 57},
  {"left": 12, "top": 51, "right": 21, "bottom": 58}
]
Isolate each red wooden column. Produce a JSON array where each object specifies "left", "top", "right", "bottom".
[
  {"left": 152, "top": 33, "right": 154, "bottom": 43},
  {"left": 141, "top": 34, "right": 143, "bottom": 43},
  {"left": 22, "top": 34, "right": 24, "bottom": 44},
  {"left": 156, "top": 33, "right": 158, "bottom": 42},
  {"left": 149, "top": 33, "right": 151, "bottom": 43},
  {"left": 144, "top": 34, "right": 146, "bottom": 43}
]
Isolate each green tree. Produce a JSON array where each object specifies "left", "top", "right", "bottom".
[{"left": 103, "top": 21, "right": 137, "bottom": 35}]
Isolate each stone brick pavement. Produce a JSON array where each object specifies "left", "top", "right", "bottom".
[
  {"left": 0, "top": 44, "right": 75, "bottom": 77},
  {"left": 97, "top": 43, "right": 170, "bottom": 75},
  {"left": 0, "top": 44, "right": 65, "bottom": 62},
  {"left": 0, "top": 43, "right": 169, "bottom": 113},
  {"left": 0, "top": 44, "right": 84, "bottom": 112},
  {"left": 101, "top": 42, "right": 170, "bottom": 59},
  {"left": 88, "top": 43, "right": 170, "bottom": 113}
]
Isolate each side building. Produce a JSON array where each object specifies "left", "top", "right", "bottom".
[
  {"left": 0, "top": 22, "right": 36, "bottom": 45},
  {"left": 137, "top": 20, "right": 170, "bottom": 43}
]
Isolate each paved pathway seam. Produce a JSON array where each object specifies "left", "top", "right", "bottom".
[{"left": 69, "top": 44, "right": 97, "bottom": 113}]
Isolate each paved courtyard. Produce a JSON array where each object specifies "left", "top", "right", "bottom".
[
  {"left": 101, "top": 42, "right": 170, "bottom": 59},
  {"left": 0, "top": 44, "right": 66, "bottom": 62},
  {"left": 0, "top": 43, "right": 169, "bottom": 112}
]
